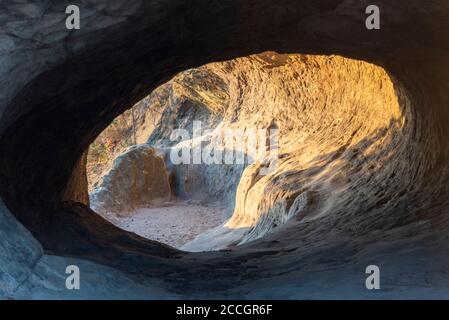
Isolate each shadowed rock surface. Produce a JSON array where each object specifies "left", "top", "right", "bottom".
[
  {"left": 0, "top": 200, "right": 42, "bottom": 296},
  {"left": 1, "top": 0, "right": 449, "bottom": 299}
]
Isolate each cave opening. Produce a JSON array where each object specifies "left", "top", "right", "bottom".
[
  {"left": 86, "top": 53, "right": 277, "bottom": 251},
  {"left": 86, "top": 51, "right": 407, "bottom": 253}
]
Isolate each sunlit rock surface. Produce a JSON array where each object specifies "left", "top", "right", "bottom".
[{"left": 183, "top": 53, "right": 407, "bottom": 251}]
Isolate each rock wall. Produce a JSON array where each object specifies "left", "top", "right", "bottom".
[
  {"left": 0, "top": 200, "right": 42, "bottom": 296},
  {"left": 182, "top": 53, "right": 409, "bottom": 250},
  {"left": 63, "top": 151, "right": 90, "bottom": 206}
]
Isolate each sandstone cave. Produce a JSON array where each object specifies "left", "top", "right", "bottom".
[{"left": 1, "top": 0, "right": 449, "bottom": 299}]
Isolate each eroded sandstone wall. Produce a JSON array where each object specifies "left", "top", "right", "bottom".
[{"left": 181, "top": 53, "right": 413, "bottom": 250}]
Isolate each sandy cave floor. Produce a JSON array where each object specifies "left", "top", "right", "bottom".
[{"left": 114, "top": 200, "right": 229, "bottom": 249}]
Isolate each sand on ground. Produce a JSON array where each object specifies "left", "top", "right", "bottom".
[{"left": 115, "top": 200, "right": 228, "bottom": 249}]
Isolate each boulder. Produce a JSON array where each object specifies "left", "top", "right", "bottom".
[{"left": 90, "top": 145, "right": 171, "bottom": 216}]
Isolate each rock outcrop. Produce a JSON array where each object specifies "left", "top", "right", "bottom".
[{"left": 90, "top": 145, "right": 171, "bottom": 216}]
